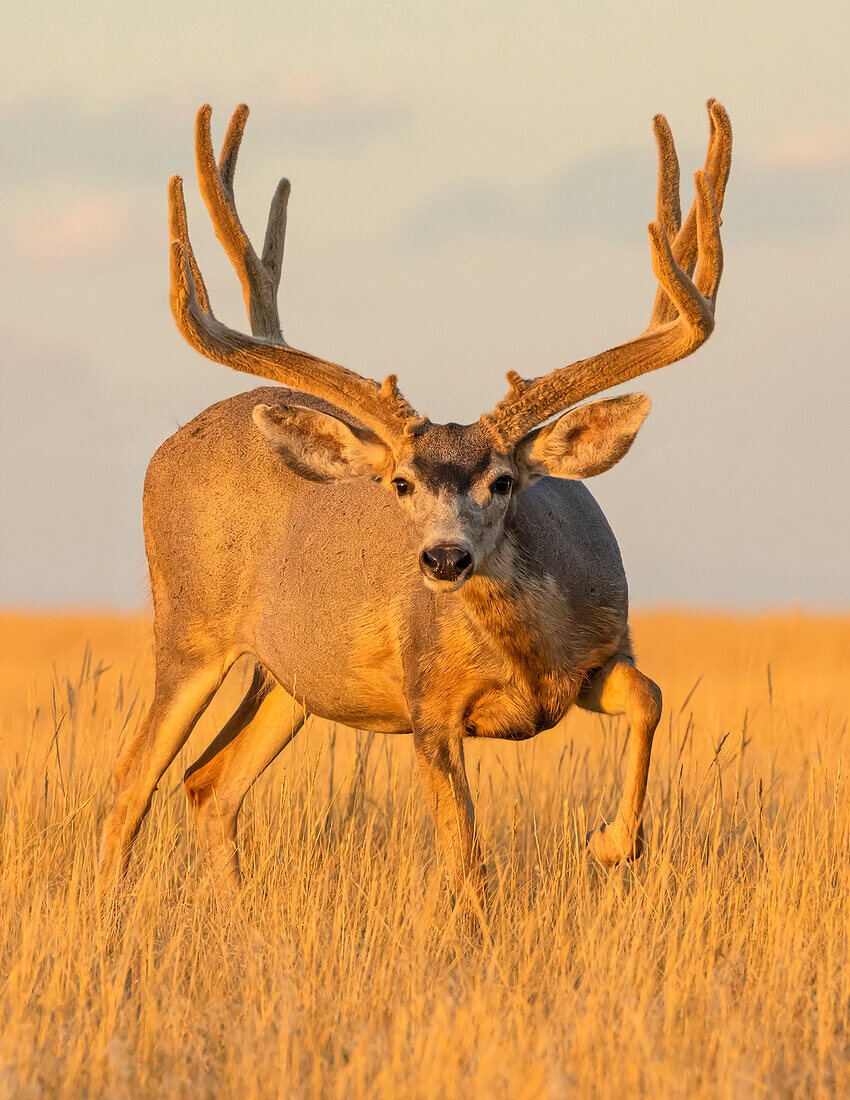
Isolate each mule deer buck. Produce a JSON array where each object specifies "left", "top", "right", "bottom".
[{"left": 99, "top": 100, "right": 731, "bottom": 915}]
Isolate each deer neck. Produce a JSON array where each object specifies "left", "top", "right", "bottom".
[{"left": 459, "top": 535, "right": 560, "bottom": 678}]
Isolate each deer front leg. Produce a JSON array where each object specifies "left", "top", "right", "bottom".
[
  {"left": 413, "top": 729, "right": 487, "bottom": 923},
  {"left": 578, "top": 657, "right": 662, "bottom": 867}
]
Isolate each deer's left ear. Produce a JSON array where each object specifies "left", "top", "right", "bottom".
[{"left": 516, "top": 393, "right": 651, "bottom": 483}]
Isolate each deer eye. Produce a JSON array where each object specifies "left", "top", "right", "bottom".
[
  {"left": 392, "top": 477, "right": 412, "bottom": 496},
  {"left": 490, "top": 475, "right": 513, "bottom": 496}
]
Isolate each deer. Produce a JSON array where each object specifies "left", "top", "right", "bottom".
[{"left": 98, "top": 100, "right": 731, "bottom": 919}]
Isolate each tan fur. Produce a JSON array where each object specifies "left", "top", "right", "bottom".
[
  {"left": 345, "top": 601, "right": 408, "bottom": 728},
  {"left": 99, "top": 101, "right": 732, "bottom": 922}
]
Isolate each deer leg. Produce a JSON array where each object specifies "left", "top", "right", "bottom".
[
  {"left": 578, "top": 657, "right": 662, "bottom": 867},
  {"left": 98, "top": 653, "right": 230, "bottom": 908},
  {"left": 413, "top": 731, "right": 486, "bottom": 924},
  {"left": 184, "top": 665, "right": 307, "bottom": 891}
]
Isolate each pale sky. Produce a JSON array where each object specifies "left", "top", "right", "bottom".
[{"left": 1, "top": 0, "right": 848, "bottom": 608}]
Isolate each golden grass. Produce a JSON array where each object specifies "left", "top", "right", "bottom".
[{"left": 1, "top": 609, "right": 848, "bottom": 1097}]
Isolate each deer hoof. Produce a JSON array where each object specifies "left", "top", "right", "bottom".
[{"left": 585, "top": 821, "right": 644, "bottom": 867}]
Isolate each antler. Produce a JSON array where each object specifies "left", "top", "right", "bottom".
[
  {"left": 484, "top": 99, "right": 731, "bottom": 447},
  {"left": 168, "top": 104, "right": 423, "bottom": 447}
]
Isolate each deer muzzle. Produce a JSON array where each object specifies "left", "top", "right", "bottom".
[{"left": 419, "top": 544, "right": 474, "bottom": 585}]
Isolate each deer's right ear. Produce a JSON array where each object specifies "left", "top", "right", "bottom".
[{"left": 252, "top": 403, "right": 393, "bottom": 483}]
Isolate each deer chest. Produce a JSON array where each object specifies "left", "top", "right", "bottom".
[{"left": 462, "top": 674, "right": 580, "bottom": 740}]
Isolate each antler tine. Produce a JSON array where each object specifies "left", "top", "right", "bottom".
[
  {"left": 653, "top": 113, "right": 682, "bottom": 241},
  {"left": 167, "top": 175, "right": 211, "bottom": 315},
  {"left": 262, "top": 177, "right": 291, "bottom": 290},
  {"left": 646, "top": 113, "right": 684, "bottom": 329},
  {"left": 214, "top": 103, "right": 291, "bottom": 295},
  {"left": 217, "top": 103, "right": 249, "bottom": 199},
  {"left": 483, "top": 102, "right": 730, "bottom": 447},
  {"left": 168, "top": 147, "right": 422, "bottom": 448},
  {"left": 195, "top": 103, "right": 283, "bottom": 341},
  {"left": 692, "top": 169, "right": 723, "bottom": 302}
]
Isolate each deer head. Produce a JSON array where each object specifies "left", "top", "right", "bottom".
[{"left": 169, "top": 102, "right": 730, "bottom": 591}]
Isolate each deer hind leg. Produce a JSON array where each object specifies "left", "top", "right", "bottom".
[
  {"left": 183, "top": 664, "right": 307, "bottom": 891},
  {"left": 578, "top": 656, "right": 662, "bottom": 867},
  {"left": 98, "top": 650, "right": 231, "bottom": 908}
]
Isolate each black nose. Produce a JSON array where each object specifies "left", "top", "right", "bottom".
[{"left": 420, "top": 544, "right": 473, "bottom": 581}]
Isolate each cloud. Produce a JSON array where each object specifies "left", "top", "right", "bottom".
[
  {"left": 0, "top": 85, "right": 412, "bottom": 273},
  {"left": 754, "top": 127, "right": 850, "bottom": 171},
  {"left": 401, "top": 148, "right": 850, "bottom": 250},
  {"left": 5, "top": 193, "right": 129, "bottom": 270}
]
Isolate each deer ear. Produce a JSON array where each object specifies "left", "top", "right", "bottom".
[
  {"left": 516, "top": 393, "right": 651, "bottom": 483},
  {"left": 252, "top": 403, "right": 393, "bottom": 483}
]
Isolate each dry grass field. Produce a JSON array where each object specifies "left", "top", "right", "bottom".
[{"left": 1, "top": 610, "right": 848, "bottom": 1097}]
